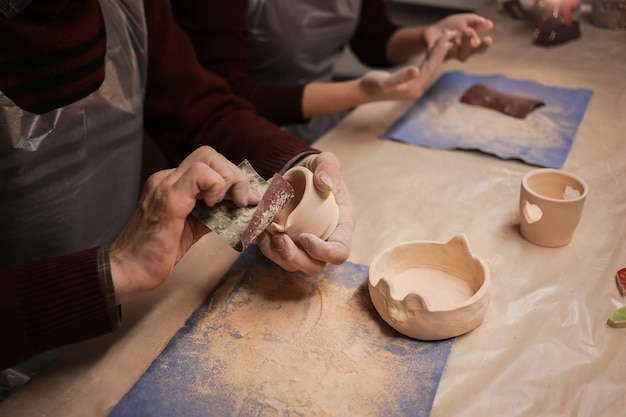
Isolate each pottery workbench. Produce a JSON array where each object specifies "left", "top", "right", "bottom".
[{"left": 1, "top": 4, "right": 625, "bottom": 417}]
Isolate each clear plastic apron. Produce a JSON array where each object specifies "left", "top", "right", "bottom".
[
  {"left": 246, "top": 0, "right": 361, "bottom": 143},
  {"left": 0, "top": 0, "right": 147, "bottom": 269},
  {"left": 0, "top": 0, "right": 147, "bottom": 397}
]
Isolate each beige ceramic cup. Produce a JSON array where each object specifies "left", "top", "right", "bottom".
[
  {"left": 267, "top": 166, "right": 339, "bottom": 241},
  {"left": 519, "top": 168, "right": 589, "bottom": 248}
]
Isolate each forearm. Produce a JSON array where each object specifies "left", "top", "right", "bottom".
[
  {"left": 0, "top": 247, "right": 120, "bottom": 370},
  {"left": 301, "top": 80, "right": 374, "bottom": 119},
  {"left": 386, "top": 26, "right": 429, "bottom": 65}
]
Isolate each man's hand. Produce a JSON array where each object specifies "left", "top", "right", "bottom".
[
  {"left": 256, "top": 152, "right": 355, "bottom": 275},
  {"left": 110, "top": 146, "right": 259, "bottom": 303}
]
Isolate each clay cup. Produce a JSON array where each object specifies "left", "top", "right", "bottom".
[
  {"left": 267, "top": 166, "right": 339, "bottom": 241},
  {"left": 519, "top": 168, "right": 588, "bottom": 248}
]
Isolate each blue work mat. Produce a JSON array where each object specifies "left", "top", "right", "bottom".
[
  {"left": 383, "top": 70, "right": 593, "bottom": 168},
  {"left": 109, "top": 247, "right": 453, "bottom": 417}
]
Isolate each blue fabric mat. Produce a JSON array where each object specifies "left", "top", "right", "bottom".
[
  {"left": 109, "top": 247, "right": 453, "bottom": 417},
  {"left": 383, "top": 70, "right": 593, "bottom": 168}
]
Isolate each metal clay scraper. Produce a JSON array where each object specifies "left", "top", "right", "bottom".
[{"left": 191, "top": 160, "right": 295, "bottom": 252}]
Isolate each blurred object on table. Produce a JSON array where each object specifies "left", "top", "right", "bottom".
[
  {"left": 532, "top": 0, "right": 582, "bottom": 45},
  {"left": 591, "top": 0, "right": 626, "bottom": 28},
  {"left": 499, "top": 0, "right": 583, "bottom": 44}
]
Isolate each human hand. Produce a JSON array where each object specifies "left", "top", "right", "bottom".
[
  {"left": 424, "top": 13, "right": 494, "bottom": 62},
  {"left": 256, "top": 152, "right": 355, "bottom": 275},
  {"left": 110, "top": 146, "right": 259, "bottom": 302},
  {"left": 358, "top": 31, "right": 455, "bottom": 101}
]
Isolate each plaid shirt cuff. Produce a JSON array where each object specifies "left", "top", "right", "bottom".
[{"left": 97, "top": 245, "right": 122, "bottom": 326}]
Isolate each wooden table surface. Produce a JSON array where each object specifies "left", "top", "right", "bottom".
[{"left": 1, "top": 4, "right": 625, "bottom": 417}]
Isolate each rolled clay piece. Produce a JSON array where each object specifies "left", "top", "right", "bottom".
[{"left": 460, "top": 83, "right": 545, "bottom": 119}]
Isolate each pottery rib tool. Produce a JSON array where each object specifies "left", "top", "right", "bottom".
[{"left": 191, "top": 160, "right": 294, "bottom": 252}]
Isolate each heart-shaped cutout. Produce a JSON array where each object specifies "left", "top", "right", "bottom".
[
  {"left": 563, "top": 185, "right": 581, "bottom": 200},
  {"left": 522, "top": 200, "right": 543, "bottom": 224}
]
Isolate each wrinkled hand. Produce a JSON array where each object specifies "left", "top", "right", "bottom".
[
  {"left": 424, "top": 13, "right": 494, "bottom": 62},
  {"left": 110, "top": 146, "right": 259, "bottom": 302},
  {"left": 358, "top": 31, "right": 455, "bottom": 101},
  {"left": 256, "top": 152, "right": 355, "bottom": 275}
]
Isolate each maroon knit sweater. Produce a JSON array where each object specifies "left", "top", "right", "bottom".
[
  {"left": 172, "top": 0, "right": 400, "bottom": 126},
  {"left": 0, "top": 0, "right": 313, "bottom": 370}
]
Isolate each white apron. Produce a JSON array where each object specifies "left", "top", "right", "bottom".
[
  {"left": 246, "top": 0, "right": 362, "bottom": 143},
  {"left": 0, "top": 0, "right": 147, "bottom": 395},
  {"left": 0, "top": 0, "right": 147, "bottom": 269}
]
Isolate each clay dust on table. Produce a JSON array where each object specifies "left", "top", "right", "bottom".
[{"left": 133, "top": 253, "right": 451, "bottom": 417}]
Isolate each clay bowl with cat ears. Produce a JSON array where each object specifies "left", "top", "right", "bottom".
[{"left": 368, "top": 235, "right": 491, "bottom": 341}]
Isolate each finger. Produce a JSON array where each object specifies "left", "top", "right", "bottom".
[
  {"left": 174, "top": 146, "right": 255, "bottom": 207},
  {"left": 457, "top": 34, "right": 474, "bottom": 62},
  {"left": 171, "top": 162, "right": 228, "bottom": 209},
  {"left": 464, "top": 28, "right": 481, "bottom": 48},
  {"left": 420, "top": 33, "right": 454, "bottom": 77},
  {"left": 298, "top": 220, "right": 351, "bottom": 266},
  {"left": 140, "top": 168, "right": 174, "bottom": 197},
  {"left": 301, "top": 178, "right": 355, "bottom": 266},
  {"left": 467, "top": 16, "right": 494, "bottom": 32},
  {"left": 175, "top": 146, "right": 221, "bottom": 171},
  {"left": 195, "top": 151, "right": 254, "bottom": 207},
  {"left": 475, "top": 36, "right": 493, "bottom": 54},
  {"left": 379, "top": 66, "right": 420, "bottom": 89},
  {"left": 256, "top": 232, "right": 327, "bottom": 275},
  {"left": 302, "top": 152, "right": 341, "bottom": 193}
]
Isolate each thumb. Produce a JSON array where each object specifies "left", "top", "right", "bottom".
[
  {"left": 379, "top": 66, "right": 420, "bottom": 89},
  {"left": 468, "top": 16, "right": 494, "bottom": 32}
]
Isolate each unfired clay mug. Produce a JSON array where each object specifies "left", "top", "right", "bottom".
[
  {"left": 267, "top": 166, "right": 339, "bottom": 241},
  {"left": 519, "top": 168, "right": 588, "bottom": 247}
]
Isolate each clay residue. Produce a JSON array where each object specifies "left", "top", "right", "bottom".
[
  {"left": 240, "top": 174, "right": 294, "bottom": 249},
  {"left": 118, "top": 252, "right": 453, "bottom": 417}
]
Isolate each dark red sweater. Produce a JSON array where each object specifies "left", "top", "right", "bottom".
[
  {"left": 0, "top": 0, "right": 312, "bottom": 369},
  {"left": 172, "top": 0, "right": 400, "bottom": 126}
]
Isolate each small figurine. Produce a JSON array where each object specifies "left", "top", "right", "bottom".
[
  {"left": 533, "top": 0, "right": 582, "bottom": 45},
  {"left": 500, "top": 0, "right": 583, "bottom": 45}
]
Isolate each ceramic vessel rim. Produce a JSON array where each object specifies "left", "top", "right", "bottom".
[
  {"left": 368, "top": 238, "right": 491, "bottom": 312},
  {"left": 522, "top": 168, "right": 589, "bottom": 203}
]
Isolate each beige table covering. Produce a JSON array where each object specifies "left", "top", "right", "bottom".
[{"left": 1, "top": 5, "right": 625, "bottom": 417}]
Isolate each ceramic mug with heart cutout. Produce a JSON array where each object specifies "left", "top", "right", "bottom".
[
  {"left": 519, "top": 168, "right": 589, "bottom": 247},
  {"left": 266, "top": 166, "right": 339, "bottom": 241}
]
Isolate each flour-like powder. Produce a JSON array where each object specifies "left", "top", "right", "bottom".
[
  {"left": 144, "top": 258, "right": 450, "bottom": 417},
  {"left": 385, "top": 70, "right": 592, "bottom": 169}
]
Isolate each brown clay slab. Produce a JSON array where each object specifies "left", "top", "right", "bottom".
[{"left": 460, "top": 83, "right": 545, "bottom": 119}]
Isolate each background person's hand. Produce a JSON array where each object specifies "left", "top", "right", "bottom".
[
  {"left": 110, "top": 146, "right": 259, "bottom": 303},
  {"left": 424, "top": 13, "right": 494, "bottom": 62},
  {"left": 256, "top": 151, "right": 355, "bottom": 275},
  {"left": 358, "top": 31, "right": 455, "bottom": 102}
]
